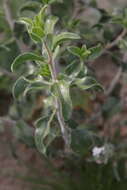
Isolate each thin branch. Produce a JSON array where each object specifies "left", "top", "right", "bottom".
[
  {"left": 43, "top": 42, "right": 71, "bottom": 153},
  {"left": 43, "top": 42, "right": 57, "bottom": 80},
  {"left": 105, "top": 67, "right": 122, "bottom": 96},
  {"left": 56, "top": 99, "right": 71, "bottom": 152},
  {"left": 105, "top": 28, "right": 127, "bottom": 51}
]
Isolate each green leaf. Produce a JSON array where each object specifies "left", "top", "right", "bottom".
[
  {"left": 11, "top": 53, "right": 45, "bottom": 72},
  {"left": 42, "top": 0, "right": 63, "bottom": 4},
  {"left": 13, "top": 75, "right": 51, "bottom": 99},
  {"left": 52, "top": 32, "right": 80, "bottom": 49},
  {"left": 68, "top": 45, "right": 91, "bottom": 60},
  {"left": 65, "top": 60, "right": 84, "bottom": 79},
  {"left": 24, "top": 80, "right": 51, "bottom": 96},
  {"left": 19, "top": 17, "right": 33, "bottom": 26},
  {"left": 44, "top": 34, "right": 54, "bottom": 50},
  {"left": 74, "top": 77, "right": 103, "bottom": 91},
  {"left": 81, "top": 45, "right": 91, "bottom": 59},
  {"left": 19, "top": 1, "right": 41, "bottom": 14},
  {"left": 32, "top": 27, "right": 44, "bottom": 38},
  {"left": 35, "top": 109, "right": 56, "bottom": 155},
  {"left": 38, "top": 4, "right": 48, "bottom": 18},
  {"left": 36, "top": 5, "right": 48, "bottom": 26},
  {"left": 88, "top": 44, "right": 102, "bottom": 61},
  {"left": 19, "top": 17, "right": 33, "bottom": 35},
  {"left": 33, "top": 15, "right": 43, "bottom": 28},
  {"left": 39, "top": 63, "right": 51, "bottom": 77},
  {"left": 77, "top": 64, "right": 88, "bottom": 78},
  {"left": 68, "top": 46, "right": 82, "bottom": 57},
  {"left": 51, "top": 80, "right": 72, "bottom": 120},
  {"left": 12, "top": 76, "right": 29, "bottom": 99},
  {"left": 53, "top": 45, "right": 60, "bottom": 60},
  {"left": 20, "top": 5, "right": 48, "bottom": 42},
  {"left": 58, "top": 80, "right": 72, "bottom": 120},
  {"left": 30, "top": 26, "right": 45, "bottom": 42},
  {"left": 45, "top": 16, "right": 58, "bottom": 34},
  {"left": 29, "top": 32, "right": 42, "bottom": 43}
]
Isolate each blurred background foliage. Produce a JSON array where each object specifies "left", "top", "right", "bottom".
[{"left": 1, "top": 0, "right": 127, "bottom": 189}]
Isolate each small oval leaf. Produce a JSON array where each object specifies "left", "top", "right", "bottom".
[
  {"left": 24, "top": 80, "right": 51, "bottom": 96},
  {"left": 65, "top": 60, "right": 83, "bottom": 79},
  {"left": 59, "top": 80, "right": 72, "bottom": 120},
  {"left": 74, "top": 77, "right": 103, "bottom": 91},
  {"left": 11, "top": 53, "right": 45, "bottom": 72},
  {"left": 53, "top": 32, "right": 80, "bottom": 49},
  {"left": 45, "top": 16, "right": 58, "bottom": 34},
  {"left": 19, "top": 1, "right": 41, "bottom": 14},
  {"left": 12, "top": 76, "right": 29, "bottom": 99},
  {"left": 35, "top": 109, "right": 56, "bottom": 155},
  {"left": 20, "top": 17, "right": 33, "bottom": 26}
]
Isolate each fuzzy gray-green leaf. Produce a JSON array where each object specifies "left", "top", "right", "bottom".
[
  {"left": 12, "top": 76, "right": 29, "bottom": 99},
  {"left": 45, "top": 16, "right": 58, "bottom": 34},
  {"left": 11, "top": 53, "right": 45, "bottom": 72},
  {"left": 24, "top": 80, "right": 51, "bottom": 96},
  {"left": 88, "top": 44, "right": 102, "bottom": 61},
  {"left": 59, "top": 80, "right": 72, "bottom": 120},
  {"left": 35, "top": 109, "right": 56, "bottom": 155},
  {"left": 74, "top": 77, "right": 103, "bottom": 91},
  {"left": 65, "top": 60, "right": 83, "bottom": 79},
  {"left": 53, "top": 32, "right": 80, "bottom": 49}
]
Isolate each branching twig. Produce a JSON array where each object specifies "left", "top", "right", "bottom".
[
  {"left": 105, "top": 29, "right": 127, "bottom": 51},
  {"left": 103, "top": 29, "right": 127, "bottom": 95},
  {"left": 97, "top": 29, "right": 127, "bottom": 95},
  {"left": 88, "top": 29, "right": 127, "bottom": 122}
]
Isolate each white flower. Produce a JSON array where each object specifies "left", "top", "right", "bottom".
[
  {"left": 92, "top": 144, "right": 114, "bottom": 164},
  {"left": 92, "top": 146, "right": 105, "bottom": 157}
]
